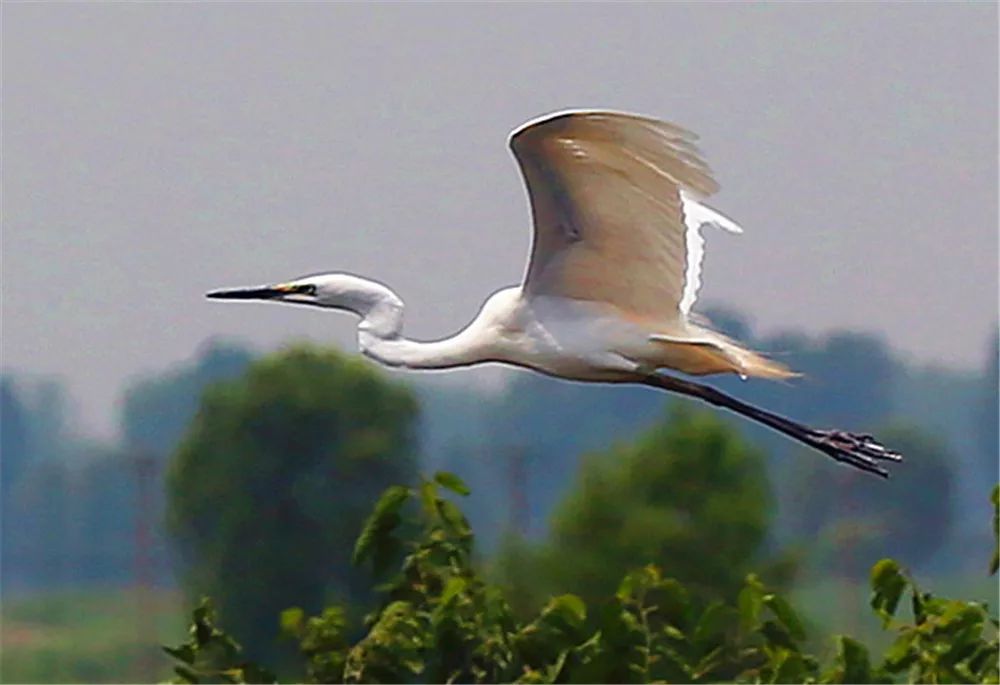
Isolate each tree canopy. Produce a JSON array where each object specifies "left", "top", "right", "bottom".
[
  {"left": 167, "top": 344, "right": 419, "bottom": 665},
  {"left": 498, "top": 407, "right": 785, "bottom": 613}
]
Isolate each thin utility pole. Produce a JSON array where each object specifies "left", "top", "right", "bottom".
[
  {"left": 506, "top": 447, "right": 529, "bottom": 536},
  {"left": 131, "top": 450, "right": 157, "bottom": 681}
]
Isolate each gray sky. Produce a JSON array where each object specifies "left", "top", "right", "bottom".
[{"left": 3, "top": 3, "right": 997, "bottom": 438}]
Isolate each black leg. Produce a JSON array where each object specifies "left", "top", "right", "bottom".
[{"left": 643, "top": 373, "right": 902, "bottom": 478}]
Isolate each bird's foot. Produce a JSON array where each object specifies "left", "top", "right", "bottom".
[{"left": 807, "top": 429, "right": 902, "bottom": 478}]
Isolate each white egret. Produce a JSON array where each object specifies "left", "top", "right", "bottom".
[{"left": 208, "top": 110, "right": 901, "bottom": 477}]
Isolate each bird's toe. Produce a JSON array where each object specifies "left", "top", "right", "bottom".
[{"left": 808, "top": 429, "right": 902, "bottom": 478}]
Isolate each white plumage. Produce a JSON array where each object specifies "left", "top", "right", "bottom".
[{"left": 207, "top": 110, "right": 901, "bottom": 477}]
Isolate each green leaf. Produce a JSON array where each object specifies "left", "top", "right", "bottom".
[
  {"left": 438, "top": 575, "right": 467, "bottom": 608},
  {"left": 546, "top": 594, "right": 587, "bottom": 629},
  {"left": 436, "top": 498, "right": 472, "bottom": 539},
  {"left": 434, "top": 471, "right": 471, "bottom": 496},
  {"left": 763, "top": 593, "right": 806, "bottom": 641},
  {"left": 220, "top": 668, "right": 245, "bottom": 683},
  {"left": 692, "top": 602, "right": 734, "bottom": 649},
  {"left": 279, "top": 607, "right": 305, "bottom": 639},
  {"left": 738, "top": 574, "right": 765, "bottom": 632},
  {"left": 352, "top": 485, "right": 410, "bottom": 565},
  {"left": 652, "top": 642, "right": 694, "bottom": 683},
  {"left": 370, "top": 484, "right": 412, "bottom": 521},
  {"left": 770, "top": 649, "right": 810, "bottom": 684},
  {"left": 616, "top": 565, "right": 660, "bottom": 602},
  {"left": 662, "top": 624, "right": 685, "bottom": 641},
  {"left": 869, "top": 558, "right": 907, "bottom": 624},
  {"left": 940, "top": 627, "right": 981, "bottom": 667},
  {"left": 881, "top": 635, "right": 917, "bottom": 671},
  {"left": 836, "top": 636, "right": 871, "bottom": 683},
  {"left": 546, "top": 648, "right": 572, "bottom": 683},
  {"left": 418, "top": 478, "right": 438, "bottom": 517},
  {"left": 616, "top": 570, "right": 639, "bottom": 602},
  {"left": 692, "top": 645, "right": 725, "bottom": 680},
  {"left": 936, "top": 601, "right": 986, "bottom": 633},
  {"left": 968, "top": 643, "right": 998, "bottom": 675}
]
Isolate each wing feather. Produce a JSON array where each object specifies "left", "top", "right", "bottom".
[{"left": 510, "top": 110, "right": 736, "bottom": 324}]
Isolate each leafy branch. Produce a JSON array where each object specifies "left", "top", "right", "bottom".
[{"left": 164, "top": 477, "right": 1000, "bottom": 684}]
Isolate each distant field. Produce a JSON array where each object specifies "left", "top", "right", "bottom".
[{"left": 1, "top": 587, "right": 184, "bottom": 683}]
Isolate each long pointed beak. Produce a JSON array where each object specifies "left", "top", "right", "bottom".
[{"left": 205, "top": 285, "right": 287, "bottom": 300}]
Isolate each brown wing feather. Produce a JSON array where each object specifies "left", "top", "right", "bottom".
[{"left": 510, "top": 111, "right": 720, "bottom": 323}]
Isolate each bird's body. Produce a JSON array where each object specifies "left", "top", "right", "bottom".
[
  {"left": 208, "top": 110, "right": 901, "bottom": 476},
  {"left": 365, "top": 285, "right": 653, "bottom": 380},
  {"left": 363, "top": 285, "right": 762, "bottom": 382}
]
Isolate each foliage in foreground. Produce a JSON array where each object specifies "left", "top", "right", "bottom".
[{"left": 164, "top": 479, "right": 1000, "bottom": 684}]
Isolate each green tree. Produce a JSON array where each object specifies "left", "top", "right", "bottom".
[
  {"left": 167, "top": 344, "right": 418, "bottom": 665},
  {"left": 500, "top": 407, "right": 784, "bottom": 612},
  {"left": 164, "top": 478, "right": 1000, "bottom": 684}
]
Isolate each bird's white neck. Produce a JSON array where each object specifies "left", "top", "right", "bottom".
[
  {"left": 337, "top": 278, "right": 482, "bottom": 370},
  {"left": 361, "top": 331, "right": 483, "bottom": 370}
]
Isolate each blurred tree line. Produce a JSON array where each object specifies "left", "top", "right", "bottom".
[
  {"left": 1, "top": 314, "right": 995, "bottom": 632},
  {"left": 1, "top": 342, "right": 255, "bottom": 592}
]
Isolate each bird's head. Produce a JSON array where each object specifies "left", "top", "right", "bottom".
[
  {"left": 206, "top": 272, "right": 403, "bottom": 322},
  {"left": 208, "top": 272, "right": 385, "bottom": 308}
]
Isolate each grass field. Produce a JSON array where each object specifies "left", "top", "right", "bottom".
[{"left": 1, "top": 587, "right": 184, "bottom": 683}]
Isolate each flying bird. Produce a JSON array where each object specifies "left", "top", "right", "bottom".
[{"left": 208, "top": 110, "right": 901, "bottom": 477}]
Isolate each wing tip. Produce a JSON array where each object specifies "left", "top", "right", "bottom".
[
  {"left": 508, "top": 108, "right": 606, "bottom": 150},
  {"left": 679, "top": 190, "right": 744, "bottom": 234},
  {"left": 508, "top": 108, "right": 698, "bottom": 152}
]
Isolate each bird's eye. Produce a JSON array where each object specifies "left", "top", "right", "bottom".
[{"left": 297, "top": 284, "right": 317, "bottom": 295}]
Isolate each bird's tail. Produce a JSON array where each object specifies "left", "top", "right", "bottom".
[
  {"left": 689, "top": 317, "right": 800, "bottom": 380},
  {"left": 649, "top": 330, "right": 799, "bottom": 380},
  {"left": 721, "top": 340, "right": 800, "bottom": 380}
]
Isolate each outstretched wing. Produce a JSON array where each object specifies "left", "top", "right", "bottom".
[{"left": 509, "top": 110, "right": 741, "bottom": 324}]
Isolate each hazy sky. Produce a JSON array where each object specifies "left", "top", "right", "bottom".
[{"left": 3, "top": 3, "right": 997, "bottom": 438}]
